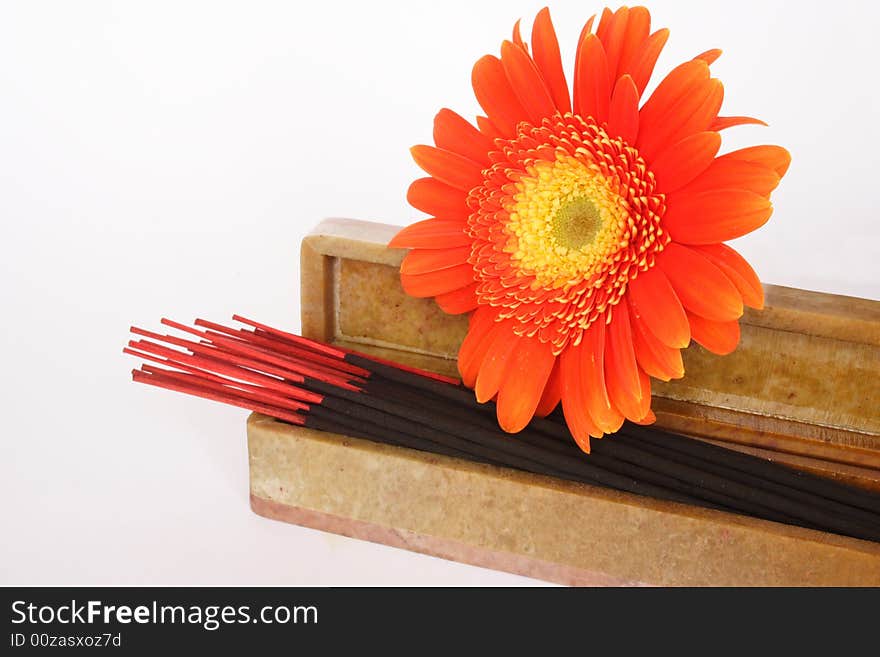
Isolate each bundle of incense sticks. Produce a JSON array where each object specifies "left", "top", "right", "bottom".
[{"left": 125, "top": 315, "right": 880, "bottom": 543}]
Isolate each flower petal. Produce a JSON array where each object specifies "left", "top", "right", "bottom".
[
  {"left": 638, "top": 60, "right": 723, "bottom": 161},
  {"left": 663, "top": 189, "right": 774, "bottom": 244},
  {"left": 657, "top": 243, "right": 744, "bottom": 322},
  {"left": 687, "top": 311, "right": 741, "bottom": 355},
  {"left": 676, "top": 158, "right": 781, "bottom": 198},
  {"left": 598, "top": 6, "right": 630, "bottom": 81},
  {"left": 629, "top": 295, "right": 685, "bottom": 381},
  {"left": 691, "top": 243, "right": 764, "bottom": 309},
  {"left": 578, "top": 14, "right": 597, "bottom": 42},
  {"left": 694, "top": 48, "right": 722, "bottom": 65},
  {"left": 604, "top": 301, "right": 643, "bottom": 419},
  {"left": 650, "top": 131, "right": 722, "bottom": 192},
  {"left": 560, "top": 341, "right": 601, "bottom": 452},
  {"left": 399, "top": 246, "right": 472, "bottom": 275},
  {"left": 580, "top": 320, "right": 624, "bottom": 434},
  {"left": 501, "top": 39, "right": 556, "bottom": 125},
  {"left": 723, "top": 145, "right": 792, "bottom": 178},
  {"left": 472, "top": 55, "right": 529, "bottom": 139},
  {"left": 388, "top": 218, "right": 471, "bottom": 249},
  {"left": 595, "top": 7, "right": 614, "bottom": 40},
  {"left": 433, "top": 109, "right": 494, "bottom": 166},
  {"left": 634, "top": 409, "right": 657, "bottom": 425},
  {"left": 615, "top": 5, "right": 652, "bottom": 77},
  {"left": 436, "top": 283, "right": 479, "bottom": 315},
  {"left": 633, "top": 367, "right": 653, "bottom": 421},
  {"left": 534, "top": 358, "right": 562, "bottom": 417},
  {"left": 410, "top": 145, "right": 484, "bottom": 192},
  {"left": 407, "top": 177, "right": 472, "bottom": 221},
  {"left": 573, "top": 33, "right": 611, "bottom": 123},
  {"left": 640, "top": 58, "right": 711, "bottom": 112},
  {"left": 711, "top": 115, "right": 768, "bottom": 131},
  {"left": 628, "top": 28, "right": 669, "bottom": 95},
  {"left": 400, "top": 263, "right": 476, "bottom": 298},
  {"left": 626, "top": 266, "right": 690, "bottom": 348},
  {"left": 512, "top": 18, "right": 526, "bottom": 50},
  {"left": 475, "top": 321, "right": 520, "bottom": 403},
  {"left": 476, "top": 115, "right": 505, "bottom": 141},
  {"left": 607, "top": 74, "right": 640, "bottom": 144},
  {"left": 457, "top": 307, "right": 499, "bottom": 387},
  {"left": 496, "top": 336, "right": 556, "bottom": 432},
  {"left": 530, "top": 7, "right": 571, "bottom": 113}
]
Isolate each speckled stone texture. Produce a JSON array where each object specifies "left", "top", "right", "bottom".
[
  {"left": 248, "top": 414, "right": 880, "bottom": 586},
  {"left": 246, "top": 218, "right": 880, "bottom": 585}
]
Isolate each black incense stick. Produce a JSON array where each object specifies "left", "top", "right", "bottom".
[
  {"left": 612, "top": 432, "right": 880, "bottom": 530},
  {"left": 361, "top": 376, "right": 815, "bottom": 523},
  {"left": 302, "top": 377, "right": 712, "bottom": 508},
  {"left": 126, "top": 317, "right": 880, "bottom": 544},
  {"left": 358, "top": 362, "right": 880, "bottom": 528},
  {"left": 352, "top": 349, "right": 880, "bottom": 521},
  {"left": 354, "top": 366, "right": 880, "bottom": 540},
  {"left": 618, "top": 423, "right": 880, "bottom": 515},
  {"left": 304, "top": 409, "right": 500, "bottom": 466}
]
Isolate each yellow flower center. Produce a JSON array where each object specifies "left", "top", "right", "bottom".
[
  {"left": 467, "top": 114, "right": 667, "bottom": 351},
  {"left": 505, "top": 153, "right": 630, "bottom": 289},
  {"left": 552, "top": 195, "right": 603, "bottom": 249}
]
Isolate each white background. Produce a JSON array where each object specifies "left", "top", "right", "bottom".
[{"left": 2, "top": 0, "right": 878, "bottom": 585}]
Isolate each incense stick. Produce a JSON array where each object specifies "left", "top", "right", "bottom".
[
  {"left": 360, "top": 376, "right": 812, "bottom": 525},
  {"left": 350, "top": 341, "right": 880, "bottom": 519},
  {"left": 354, "top": 357, "right": 880, "bottom": 532},
  {"left": 125, "top": 316, "right": 880, "bottom": 543}
]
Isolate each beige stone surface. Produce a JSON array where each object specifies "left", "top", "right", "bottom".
[
  {"left": 337, "top": 258, "right": 469, "bottom": 360},
  {"left": 248, "top": 414, "right": 880, "bottom": 586}
]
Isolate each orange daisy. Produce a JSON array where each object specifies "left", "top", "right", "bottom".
[{"left": 389, "top": 6, "right": 790, "bottom": 452}]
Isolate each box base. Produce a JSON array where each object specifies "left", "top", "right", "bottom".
[
  {"left": 248, "top": 414, "right": 880, "bottom": 586},
  {"left": 250, "top": 494, "right": 643, "bottom": 586}
]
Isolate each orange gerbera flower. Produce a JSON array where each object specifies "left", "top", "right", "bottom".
[{"left": 389, "top": 6, "right": 790, "bottom": 452}]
